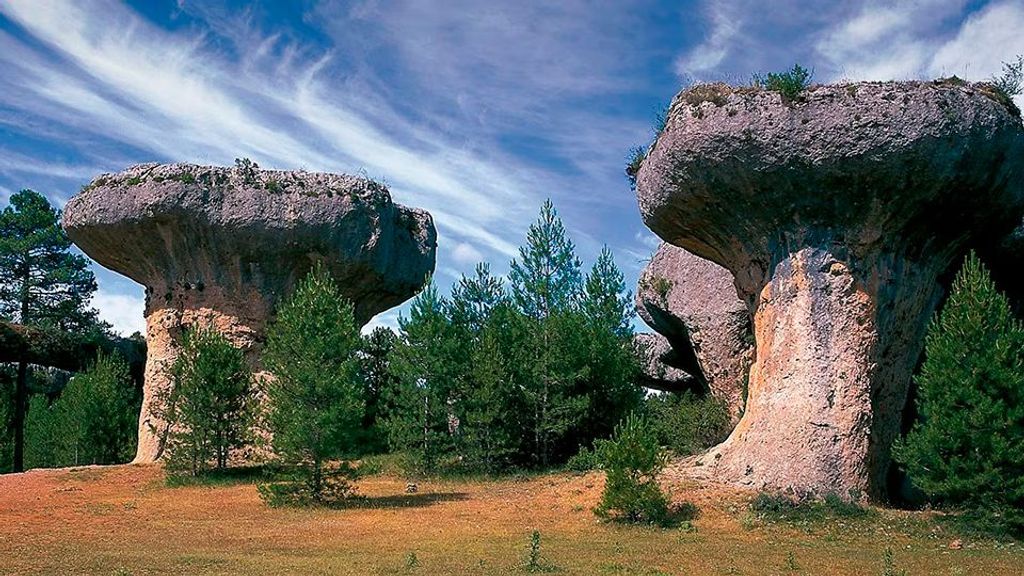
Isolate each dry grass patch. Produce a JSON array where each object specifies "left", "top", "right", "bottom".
[{"left": 0, "top": 465, "right": 1021, "bottom": 575}]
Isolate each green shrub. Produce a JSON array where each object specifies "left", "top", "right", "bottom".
[
  {"left": 753, "top": 64, "right": 813, "bottom": 102},
  {"left": 565, "top": 444, "right": 600, "bottom": 473},
  {"left": 156, "top": 328, "right": 256, "bottom": 479},
  {"left": 645, "top": 391, "right": 732, "bottom": 457},
  {"left": 23, "top": 354, "right": 137, "bottom": 469},
  {"left": 595, "top": 412, "right": 670, "bottom": 525},
  {"left": 625, "top": 146, "right": 646, "bottom": 190},
  {"left": 748, "top": 491, "right": 871, "bottom": 524},
  {"left": 893, "top": 252, "right": 1024, "bottom": 536}
]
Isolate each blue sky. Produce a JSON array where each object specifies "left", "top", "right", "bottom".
[{"left": 1, "top": 0, "right": 1022, "bottom": 335}]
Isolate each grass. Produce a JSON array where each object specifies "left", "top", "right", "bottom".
[{"left": 1, "top": 465, "right": 1022, "bottom": 575}]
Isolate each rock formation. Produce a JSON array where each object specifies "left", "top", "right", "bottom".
[
  {"left": 636, "top": 243, "right": 753, "bottom": 418},
  {"left": 637, "top": 80, "right": 1024, "bottom": 498},
  {"left": 634, "top": 332, "right": 697, "bottom": 393},
  {"left": 63, "top": 162, "right": 437, "bottom": 462}
]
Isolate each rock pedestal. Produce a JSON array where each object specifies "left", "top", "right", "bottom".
[
  {"left": 63, "top": 163, "right": 437, "bottom": 462},
  {"left": 638, "top": 80, "right": 1024, "bottom": 498}
]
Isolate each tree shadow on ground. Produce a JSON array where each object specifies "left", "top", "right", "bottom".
[{"left": 332, "top": 491, "right": 470, "bottom": 510}]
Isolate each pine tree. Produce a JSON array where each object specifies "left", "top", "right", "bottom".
[
  {"left": 56, "top": 352, "right": 137, "bottom": 465},
  {"left": 894, "top": 252, "right": 1024, "bottom": 532},
  {"left": 460, "top": 308, "right": 525, "bottom": 471},
  {"left": 385, "top": 281, "right": 462, "bottom": 473},
  {"left": 263, "top": 265, "right": 363, "bottom": 502},
  {"left": 158, "top": 328, "right": 255, "bottom": 477},
  {"left": 509, "top": 199, "right": 582, "bottom": 319},
  {"left": 595, "top": 412, "right": 670, "bottom": 525},
  {"left": 579, "top": 246, "right": 642, "bottom": 442},
  {"left": 358, "top": 326, "right": 399, "bottom": 455},
  {"left": 509, "top": 200, "right": 587, "bottom": 466},
  {"left": 450, "top": 263, "right": 507, "bottom": 334},
  {"left": 0, "top": 189, "right": 99, "bottom": 472}
]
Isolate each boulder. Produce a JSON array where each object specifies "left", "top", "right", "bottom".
[
  {"left": 637, "top": 80, "right": 1024, "bottom": 498},
  {"left": 636, "top": 243, "right": 753, "bottom": 418},
  {"left": 63, "top": 162, "right": 437, "bottom": 462}
]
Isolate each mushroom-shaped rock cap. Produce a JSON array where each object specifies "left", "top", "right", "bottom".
[
  {"left": 637, "top": 80, "right": 1024, "bottom": 499},
  {"left": 63, "top": 162, "right": 437, "bottom": 463},
  {"left": 63, "top": 162, "right": 436, "bottom": 324},
  {"left": 639, "top": 80, "right": 1024, "bottom": 293}
]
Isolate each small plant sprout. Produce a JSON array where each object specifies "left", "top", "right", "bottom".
[
  {"left": 882, "top": 547, "right": 907, "bottom": 576},
  {"left": 626, "top": 146, "right": 646, "bottom": 190},
  {"left": 526, "top": 529, "right": 542, "bottom": 572},
  {"left": 784, "top": 550, "right": 800, "bottom": 571}
]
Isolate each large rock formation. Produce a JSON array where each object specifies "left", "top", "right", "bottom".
[
  {"left": 63, "top": 162, "right": 437, "bottom": 462},
  {"left": 636, "top": 243, "right": 753, "bottom": 418},
  {"left": 637, "top": 80, "right": 1024, "bottom": 498}
]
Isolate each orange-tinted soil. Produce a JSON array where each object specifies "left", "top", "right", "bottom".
[{"left": 0, "top": 464, "right": 1021, "bottom": 575}]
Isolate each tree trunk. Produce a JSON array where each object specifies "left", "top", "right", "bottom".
[{"left": 12, "top": 358, "right": 27, "bottom": 472}]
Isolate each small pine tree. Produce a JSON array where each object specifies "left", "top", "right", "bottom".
[
  {"left": 263, "top": 264, "right": 363, "bottom": 503},
  {"left": 158, "top": 328, "right": 255, "bottom": 478},
  {"left": 894, "top": 252, "right": 1024, "bottom": 532},
  {"left": 595, "top": 412, "right": 670, "bottom": 525}
]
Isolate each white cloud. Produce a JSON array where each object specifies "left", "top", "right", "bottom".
[
  {"left": 927, "top": 0, "right": 1024, "bottom": 86},
  {"left": 451, "top": 242, "right": 484, "bottom": 266},
  {"left": 91, "top": 289, "right": 145, "bottom": 336},
  {"left": 362, "top": 308, "right": 400, "bottom": 334},
  {"left": 675, "top": 2, "right": 743, "bottom": 79}
]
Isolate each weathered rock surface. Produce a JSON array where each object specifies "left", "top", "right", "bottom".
[
  {"left": 634, "top": 332, "right": 697, "bottom": 393},
  {"left": 637, "top": 80, "right": 1024, "bottom": 498},
  {"left": 636, "top": 243, "right": 753, "bottom": 417},
  {"left": 63, "top": 162, "right": 437, "bottom": 462}
]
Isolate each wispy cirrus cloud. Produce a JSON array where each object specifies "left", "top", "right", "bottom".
[
  {"left": 677, "top": 0, "right": 1024, "bottom": 111},
  {"left": 0, "top": 0, "right": 670, "bottom": 332}
]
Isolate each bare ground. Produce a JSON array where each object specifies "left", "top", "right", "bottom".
[{"left": 0, "top": 464, "right": 1021, "bottom": 575}]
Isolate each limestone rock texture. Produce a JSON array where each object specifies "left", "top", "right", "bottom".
[
  {"left": 634, "top": 332, "right": 697, "bottom": 393},
  {"left": 637, "top": 80, "right": 1024, "bottom": 499},
  {"left": 63, "top": 162, "right": 437, "bottom": 462},
  {"left": 636, "top": 243, "right": 753, "bottom": 418}
]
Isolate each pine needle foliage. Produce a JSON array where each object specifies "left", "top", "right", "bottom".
[
  {"left": 262, "top": 264, "right": 364, "bottom": 503},
  {"left": 894, "top": 252, "right": 1024, "bottom": 534}
]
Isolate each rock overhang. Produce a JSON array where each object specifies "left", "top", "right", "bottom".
[
  {"left": 63, "top": 162, "right": 437, "bottom": 323},
  {"left": 638, "top": 79, "right": 1024, "bottom": 271}
]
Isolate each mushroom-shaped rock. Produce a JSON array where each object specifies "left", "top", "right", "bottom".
[
  {"left": 635, "top": 332, "right": 698, "bottom": 393},
  {"left": 636, "top": 242, "right": 753, "bottom": 418},
  {"left": 638, "top": 80, "right": 1024, "bottom": 498},
  {"left": 63, "top": 162, "right": 437, "bottom": 462}
]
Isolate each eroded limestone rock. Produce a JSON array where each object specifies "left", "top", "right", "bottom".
[
  {"left": 63, "top": 162, "right": 436, "bottom": 462},
  {"left": 634, "top": 332, "right": 697, "bottom": 393},
  {"left": 636, "top": 243, "right": 753, "bottom": 418},
  {"left": 637, "top": 80, "right": 1024, "bottom": 498}
]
